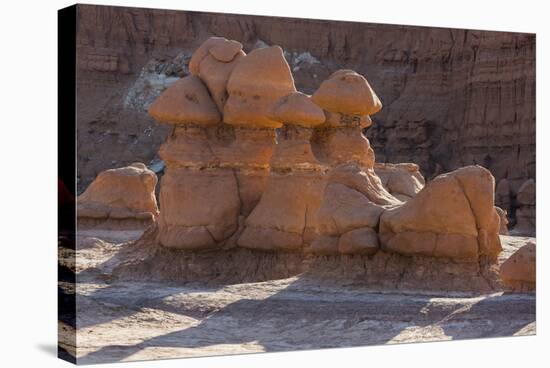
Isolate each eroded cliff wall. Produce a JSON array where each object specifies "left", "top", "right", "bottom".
[{"left": 75, "top": 5, "right": 535, "bottom": 217}]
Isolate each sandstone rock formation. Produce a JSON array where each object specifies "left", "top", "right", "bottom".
[
  {"left": 312, "top": 69, "right": 382, "bottom": 116},
  {"left": 500, "top": 241, "right": 536, "bottom": 291},
  {"left": 148, "top": 75, "right": 221, "bottom": 125},
  {"left": 224, "top": 46, "right": 296, "bottom": 128},
  {"left": 189, "top": 37, "right": 246, "bottom": 112},
  {"left": 495, "top": 206, "right": 509, "bottom": 235},
  {"left": 149, "top": 64, "right": 239, "bottom": 249},
  {"left": 144, "top": 38, "right": 504, "bottom": 267},
  {"left": 150, "top": 39, "right": 303, "bottom": 250},
  {"left": 374, "top": 163, "right": 425, "bottom": 201},
  {"left": 379, "top": 166, "right": 502, "bottom": 260},
  {"left": 309, "top": 70, "right": 400, "bottom": 255},
  {"left": 238, "top": 92, "right": 325, "bottom": 251},
  {"left": 515, "top": 179, "right": 535, "bottom": 236},
  {"left": 77, "top": 163, "right": 158, "bottom": 228}
]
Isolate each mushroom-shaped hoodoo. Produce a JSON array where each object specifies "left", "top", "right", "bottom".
[
  {"left": 237, "top": 93, "right": 327, "bottom": 252},
  {"left": 267, "top": 92, "right": 325, "bottom": 170},
  {"left": 312, "top": 69, "right": 382, "bottom": 116}
]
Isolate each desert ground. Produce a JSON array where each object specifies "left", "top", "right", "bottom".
[{"left": 58, "top": 229, "right": 535, "bottom": 364}]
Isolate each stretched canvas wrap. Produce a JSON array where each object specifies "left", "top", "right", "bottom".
[{"left": 58, "top": 3, "right": 536, "bottom": 364}]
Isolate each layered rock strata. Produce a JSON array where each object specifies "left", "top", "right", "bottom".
[
  {"left": 514, "top": 179, "right": 535, "bottom": 236},
  {"left": 75, "top": 5, "right": 536, "bottom": 209}
]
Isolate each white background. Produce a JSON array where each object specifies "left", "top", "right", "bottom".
[{"left": 0, "top": 0, "right": 547, "bottom": 366}]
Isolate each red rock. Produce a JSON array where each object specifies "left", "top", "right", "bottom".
[
  {"left": 380, "top": 165, "right": 501, "bottom": 260},
  {"left": 77, "top": 163, "right": 158, "bottom": 226},
  {"left": 312, "top": 70, "right": 382, "bottom": 116},
  {"left": 268, "top": 91, "right": 325, "bottom": 127},
  {"left": 500, "top": 242, "right": 535, "bottom": 291},
  {"left": 148, "top": 75, "right": 221, "bottom": 125},
  {"left": 158, "top": 168, "right": 240, "bottom": 249},
  {"left": 224, "top": 46, "right": 296, "bottom": 128},
  {"left": 189, "top": 37, "right": 246, "bottom": 112},
  {"left": 338, "top": 228, "right": 379, "bottom": 255},
  {"left": 374, "top": 162, "right": 425, "bottom": 201}
]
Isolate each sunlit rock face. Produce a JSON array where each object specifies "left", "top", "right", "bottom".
[{"left": 146, "top": 37, "right": 503, "bottom": 264}]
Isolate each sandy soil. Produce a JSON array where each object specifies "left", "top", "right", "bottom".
[{"left": 60, "top": 231, "right": 536, "bottom": 364}]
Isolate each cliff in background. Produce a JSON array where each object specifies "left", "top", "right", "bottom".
[{"left": 75, "top": 4, "right": 535, "bottom": 225}]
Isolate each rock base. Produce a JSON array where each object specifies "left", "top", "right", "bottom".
[
  {"left": 112, "top": 226, "right": 503, "bottom": 294},
  {"left": 78, "top": 217, "right": 153, "bottom": 230}
]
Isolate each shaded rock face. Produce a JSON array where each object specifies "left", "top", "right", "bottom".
[
  {"left": 75, "top": 4, "right": 535, "bottom": 202},
  {"left": 495, "top": 206, "right": 509, "bottom": 235},
  {"left": 77, "top": 163, "right": 159, "bottom": 228},
  {"left": 514, "top": 179, "right": 535, "bottom": 236}
]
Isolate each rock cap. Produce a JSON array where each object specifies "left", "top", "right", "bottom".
[
  {"left": 148, "top": 75, "right": 221, "bottom": 125},
  {"left": 268, "top": 92, "right": 325, "bottom": 127},
  {"left": 312, "top": 69, "right": 382, "bottom": 116},
  {"left": 224, "top": 46, "right": 297, "bottom": 128},
  {"left": 189, "top": 37, "right": 244, "bottom": 74}
]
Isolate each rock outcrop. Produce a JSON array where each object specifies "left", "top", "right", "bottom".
[
  {"left": 500, "top": 241, "right": 536, "bottom": 291},
  {"left": 143, "top": 39, "right": 505, "bottom": 270},
  {"left": 149, "top": 66, "right": 240, "bottom": 250},
  {"left": 77, "top": 163, "right": 158, "bottom": 228},
  {"left": 224, "top": 46, "right": 296, "bottom": 128},
  {"left": 514, "top": 179, "right": 535, "bottom": 236},
  {"left": 374, "top": 162, "right": 425, "bottom": 201},
  {"left": 379, "top": 166, "right": 502, "bottom": 260},
  {"left": 189, "top": 37, "right": 246, "bottom": 112},
  {"left": 238, "top": 92, "right": 326, "bottom": 251},
  {"left": 309, "top": 70, "right": 399, "bottom": 256},
  {"left": 495, "top": 178, "right": 512, "bottom": 214},
  {"left": 150, "top": 39, "right": 302, "bottom": 250},
  {"left": 495, "top": 206, "right": 509, "bottom": 235},
  {"left": 312, "top": 69, "right": 382, "bottom": 116},
  {"left": 147, "top": 75, "right": 221, "bottom": 125}
]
